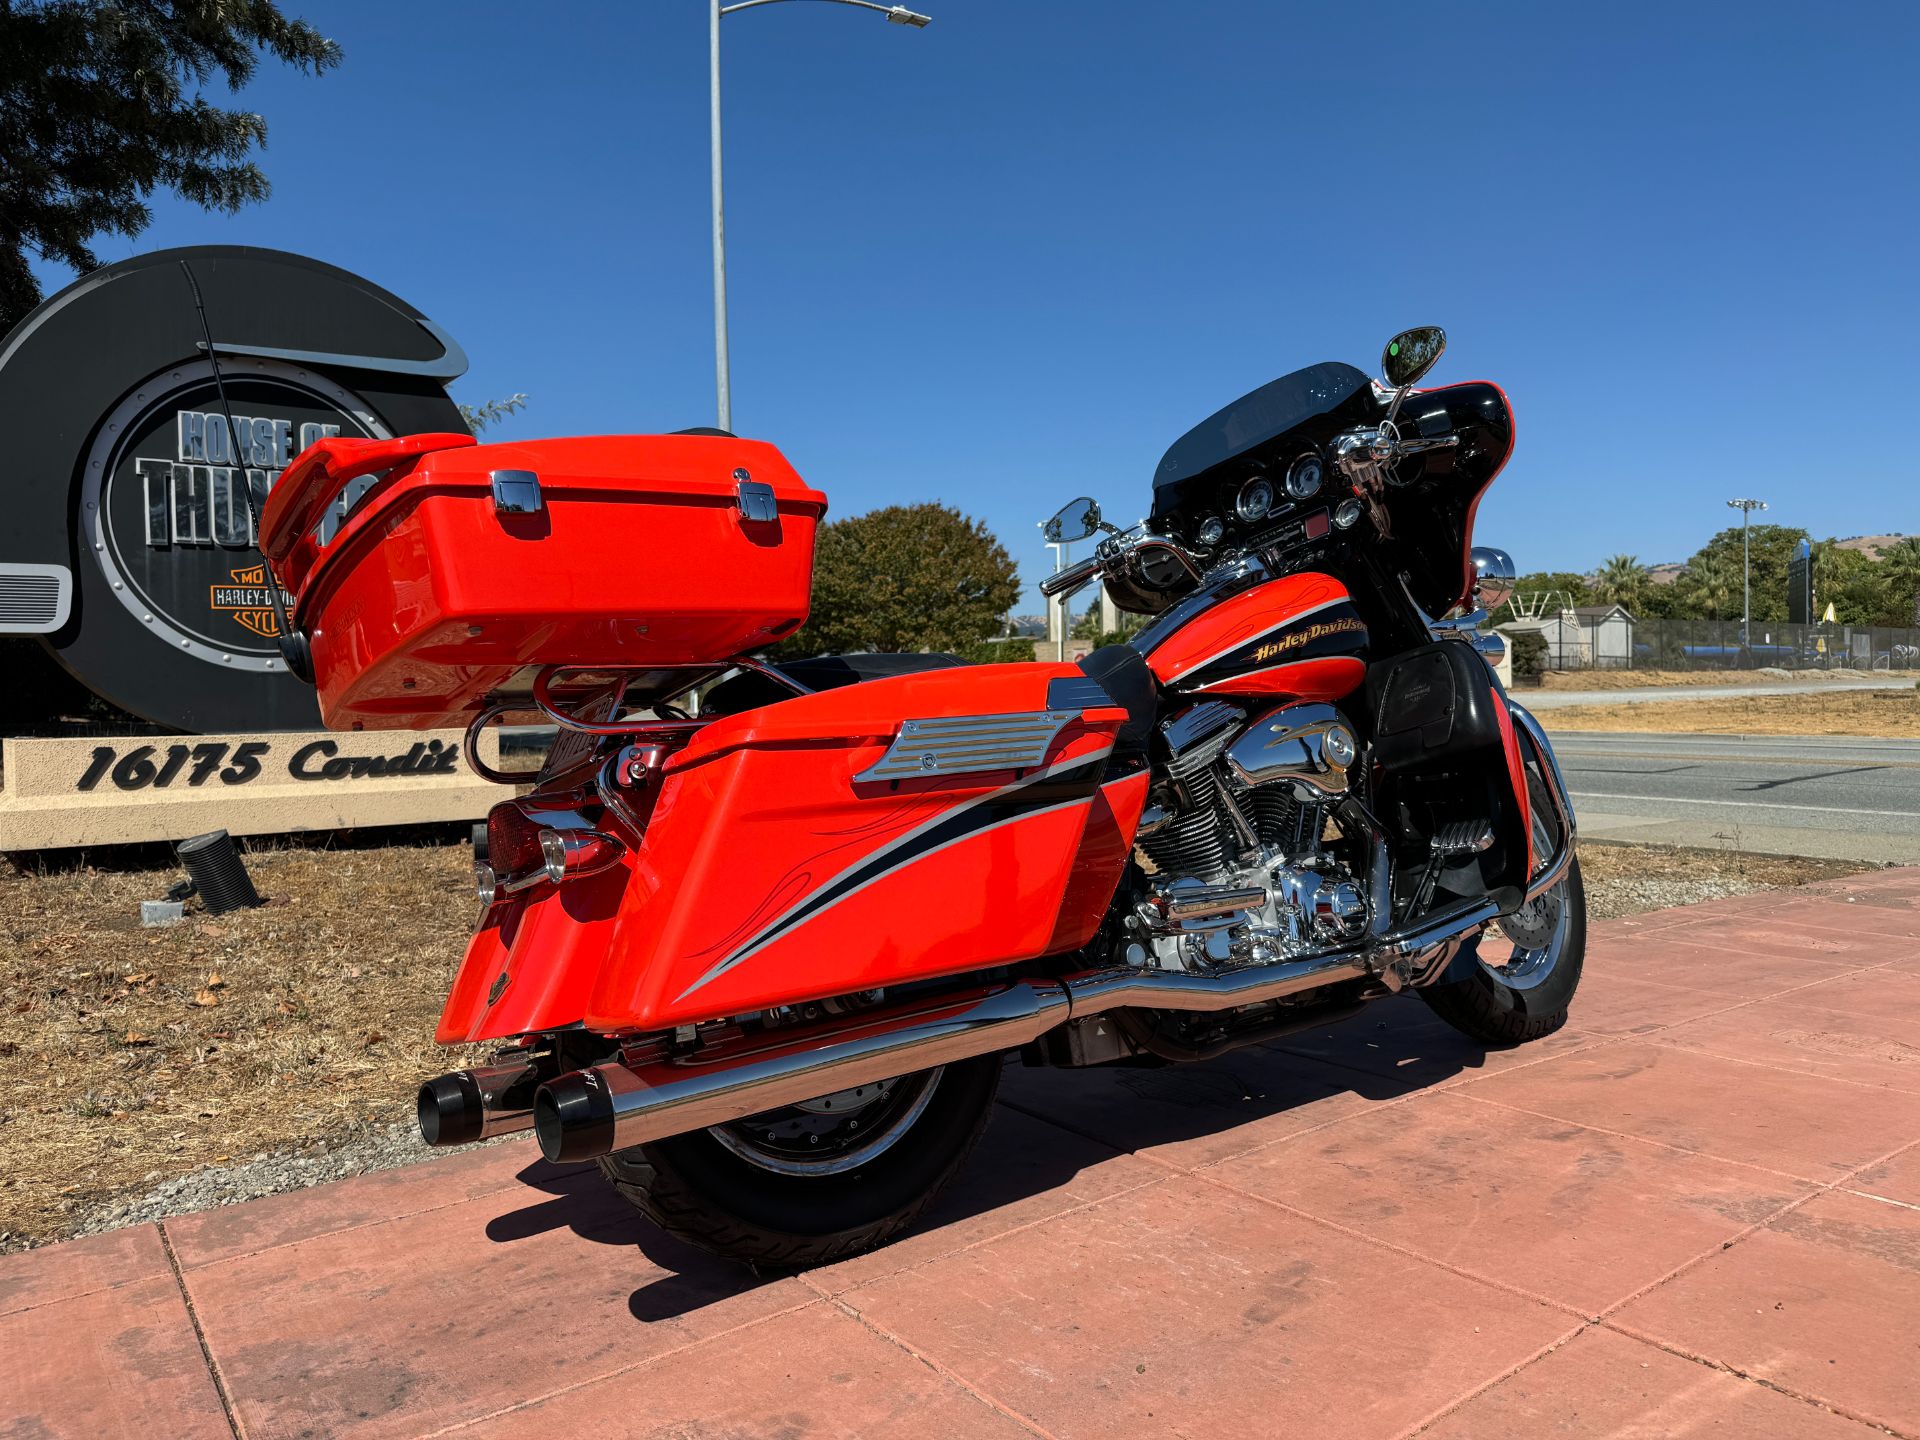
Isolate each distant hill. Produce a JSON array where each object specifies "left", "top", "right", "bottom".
[
  {"left": 1832, "top": 533, "right": 1910, "bottom": 560},
  {"left": 1598, "top": 534, "right": 1909, "bottom": 588}
]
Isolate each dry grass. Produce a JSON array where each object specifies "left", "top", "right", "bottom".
[
  {"left": 0, "top": 843, "right": 482, "bottom": 1249},
  {"left": 0, "top": 834, "right": 1879, "bottom": 1250},
  {"left": 1533, "top": 668, "right": 1889, "bottom": 691},
  {"left": 1543, "top": 688, "right": 1920, "bottom": 737}
]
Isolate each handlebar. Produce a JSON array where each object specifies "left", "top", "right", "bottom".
[{"left": 1039, "top": 555, "right": 1104, "bottom": 598}]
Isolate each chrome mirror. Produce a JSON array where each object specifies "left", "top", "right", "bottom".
[
  {"left": 1471, "top": 545, "right": 1516, "bottom": 609},
  {"left": 1382, "top": 327, "right": 1446, "bottom": 389},
  {"left": 1042, "top": 497, "right": 1100, "bottom": 543}
]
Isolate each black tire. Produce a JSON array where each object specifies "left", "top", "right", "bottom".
[
  {"left": 1419, "top": 854, "right": 1586, "bottom": 1046},
  {"left": 597, "top": 1054, "right": 1001, "bottom": 1269}
]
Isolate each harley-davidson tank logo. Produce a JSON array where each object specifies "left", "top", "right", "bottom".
[
  {"left": 209, "top": 564, "right": 296, "bottom": 638},
  {"left": 1252, "top": 616, "right": 1367, "bottom": 664}
]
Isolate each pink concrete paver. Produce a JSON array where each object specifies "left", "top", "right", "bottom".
[
  {"left": 165, "top": 1143, "right": 587, "bottom": 1270},
  {"left": 443, "top": 1300, "right": 1039, "bottom": 1438},
  {"left": 1419, "top": 1324, "right": 1882, "bottom": 1438},
  {"left": 1461, "top": 1039, "right": 1920, "bottom": 1183},
  {"left": 5, "top": 867, "right": 1920, "bottom": 1439},
  {"left": 1206, "top": 1087, "right": 1814, "bottom": 1315},
  {"left": 1612, "top": 1185, "right": 1920, "bottom": 1434},
  {"left": 177, "top": 1165, "right": 816, "bottom": 1440},
  {"left": 1650, "top": 997, "right": 1920, "bottom": 1094},
  {"left": 0, "top": 1272, "right": 231, "bottom": 1439},
  {"left": 0, "top": 1220, "right": 170, "bottom": 1318},
  {"left": 835, "top": 1175, "right": 1581, "bottom": 1440}
]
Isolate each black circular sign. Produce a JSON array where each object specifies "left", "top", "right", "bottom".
[{"left": 0, "top": 246, "right": 468, "bottom": 731}]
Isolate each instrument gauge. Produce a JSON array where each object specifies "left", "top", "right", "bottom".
[
  {"left": 1196, "top": 515, "right": 1226, "bottom": 548},
  {"left": 1286, "top": 453, "right": 1325, "bottom": 500},
  {"left": 1234, "top": 476, "right": 1274, "bottom": 523}
]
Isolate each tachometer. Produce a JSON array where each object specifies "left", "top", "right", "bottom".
[
  {"left": 1234, "top": 476, "right": 1274, "bottom": 523},
  {"left": 1286, "top": 453, "right": 1324, "bottom": 500}
]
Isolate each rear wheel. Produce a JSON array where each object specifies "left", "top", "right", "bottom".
[
  {"left": 597, "top": 1054, "right": 1001, "bottom": 1269},
  {"left": 1420, "top": 853, "right": 1585, "bottom": 1044}
]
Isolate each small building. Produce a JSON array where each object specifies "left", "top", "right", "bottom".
[
  {"left": 1569, "top": 605, "right": 1637, "bottom": 668},
  {"left": 1501, "top": 605, "right": 1637, "bottom": 670}
]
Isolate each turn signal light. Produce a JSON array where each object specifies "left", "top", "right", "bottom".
[{"left": 537, "top": 828, "right": 625, "bottom": 884}]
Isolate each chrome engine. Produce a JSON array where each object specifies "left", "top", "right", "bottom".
[{"left": 1131, "top": 700, "right": 1370, "bottom": 973}]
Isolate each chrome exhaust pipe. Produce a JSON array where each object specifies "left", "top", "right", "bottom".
[
  {"left": 531, "top": 887, "right": 1515, "bottom": 1164},
  {"left": 417, "top": 1057, "right": 541, "bottom": 1147},
  {"left": 1063, "top": 951, "right": 1370, "bottom": 1013},
  {"left": 535, "top": 981, "right": 1071, "bottom": 1164}
]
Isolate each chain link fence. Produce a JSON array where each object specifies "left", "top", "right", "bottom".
[{"left": 1503, "top": 615, "right": 1920, "bottom": 673}]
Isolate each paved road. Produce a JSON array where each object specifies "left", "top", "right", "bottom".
[
  {"left": 1525, "top": 678, "right": 1914, "bottom": 708},
  {"left": 1542, "top": 728, "right": 1920, "bottom": 862}
]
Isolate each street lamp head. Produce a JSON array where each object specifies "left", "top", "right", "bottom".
[
  {"left": 1725, "top": 497, "right": 1768, "bottom": 514},
  {"left": 886, "top": 5, "right": 932, "bottom": 24}
]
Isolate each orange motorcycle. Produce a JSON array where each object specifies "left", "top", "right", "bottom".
[{"left": 258, "top": 325, "right": 1580, "bottom": 1267}]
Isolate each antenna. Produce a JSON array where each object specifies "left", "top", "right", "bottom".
[{"left": 178, "top": 261, "right": 312, "bottom": 682}]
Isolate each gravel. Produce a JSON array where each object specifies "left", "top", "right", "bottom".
[
  {"left": 1583, "top": 870, "right": 1771, "bottom": 920},
  {"left": 49, "top": 1120, "right": 516, "bottom": 1249}
]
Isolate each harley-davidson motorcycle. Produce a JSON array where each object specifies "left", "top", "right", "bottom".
[{"left": 256, "top": 325, "right": 1579, "bottom": 1268}]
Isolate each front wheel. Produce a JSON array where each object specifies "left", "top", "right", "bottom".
[
  {"left": 1419, "top": 854, "right": 1586, "bottom": 1045},
  {"left": 597, "top": 1054, "right": 1001, "bottom": 1269}
]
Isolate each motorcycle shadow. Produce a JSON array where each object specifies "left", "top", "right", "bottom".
[{"left": 481, "top": 995, "right": 1491, "bottom": 1323}]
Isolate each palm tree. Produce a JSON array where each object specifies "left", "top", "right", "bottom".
[
  {"left": 1880, "top": 537, "right": 1920, "bottom": 626},
  {"left": 1594, "top": 554, "right": 1648, "bottom": 613}
]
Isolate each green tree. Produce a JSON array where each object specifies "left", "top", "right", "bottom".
[
  {"left": 1676, "top": 524, "right": 1809, "bottom": 624},
  {"left": 1, "top": 0, "right": 340, "bottom": 335},
  {"left": 1593, "top": 554, "right": 1649, "bottom": 613},
  {"left": 459, "top": 393, "right": 529, "bottom": 434},
  {"left": 779, "top": 503, "right": 1022, "bottom": 657},
  {"left": 1880, "top": 537, "right": 1920, "bottom": 628}
]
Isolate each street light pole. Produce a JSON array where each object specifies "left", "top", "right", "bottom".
[
  {"left": 1726, "top": 497, "right": 1768, "bottom": 645},
  {"left": 710, "top": 0, "right": 730, "bottom": 432},
  {"left": 708, "top": 0, "right": 932, "bottom": 433}
]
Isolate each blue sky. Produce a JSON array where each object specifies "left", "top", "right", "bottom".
[{"left": 30, "top": 0, "right": 1917, "bottom": 609}]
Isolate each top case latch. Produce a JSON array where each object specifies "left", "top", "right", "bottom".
[
  {"left": 733, "top": 468, "right": 778, "bottom": 524},
  {"left": 490, "top": 469, "right": 543, "bottom": 516}
]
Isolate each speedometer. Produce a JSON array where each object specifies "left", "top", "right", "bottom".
[
  {"left": 1286, "top": 454, "right": 1324, "bottom": 499},
  {"left": 1235, "top": 476, "right": 1274, "bottom": 522}
]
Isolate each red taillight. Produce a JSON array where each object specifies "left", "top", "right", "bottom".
[{"left": 486, "top": 802, "right": 543, "bottom": 879}]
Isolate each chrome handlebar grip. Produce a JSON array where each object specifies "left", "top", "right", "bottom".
[{"left": 1039, "top": 555, "right": 1103, "bottom": 598}]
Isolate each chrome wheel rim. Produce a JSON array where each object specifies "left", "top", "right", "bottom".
[
  {"left": 709, "top": 1068, "right": 942, "bottom": 1176},
  {"left": 1487, "top": 879, "right": 1571, "bottom": 990}
]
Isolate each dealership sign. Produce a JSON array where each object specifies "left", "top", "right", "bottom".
[
  {"left": 0, "top": 729, "right": 502, "bottom": 852},
  {"left": 0, "top": 246, "right": 470, "bottom": 732}
]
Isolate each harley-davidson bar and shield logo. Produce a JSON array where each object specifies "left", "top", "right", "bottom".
[{"left": 209, "top": 564, "right": 295, "bottom": 639}]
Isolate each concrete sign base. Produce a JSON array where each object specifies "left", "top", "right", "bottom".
[{"left": 0, "top": 728, "right": 504, "bottom": 851}]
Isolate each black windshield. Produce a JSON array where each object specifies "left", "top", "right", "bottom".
[{"left": 1153, "top": 362, "right": 1372, "bottom": 489}]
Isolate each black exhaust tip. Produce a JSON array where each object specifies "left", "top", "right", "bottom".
[
  {"left": 417, "top": 1071, "right": 485, "bottom": 1147},
  {"left": 533, "top": 1070, "right": 616, "bottom": 1164}
]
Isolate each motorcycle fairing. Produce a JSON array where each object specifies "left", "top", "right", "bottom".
[
  {"left": 436, "top": 663, "right": 1148, "bottom": 1043},
  {"left": 1138, "top": 570, "right": 1368, "bottom": 701}
]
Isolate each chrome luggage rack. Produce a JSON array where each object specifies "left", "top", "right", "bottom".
[{"left": 460, "top": 658, "right": 811, "bottom": 787}]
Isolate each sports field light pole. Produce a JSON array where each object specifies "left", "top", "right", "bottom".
[
  {"left": 1726, "top": 497, "right": 1768, "bottom": 646},
  {"left": 710, "top": 0, "right": 931, "bottom": 432}
]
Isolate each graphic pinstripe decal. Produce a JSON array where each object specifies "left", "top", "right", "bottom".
[
  {"left": 674, "top": 746, "right": 1115, "bottom": 1002},
  {"left": 1155, "top": 596, "right": 1347, "bottom": 682}
]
